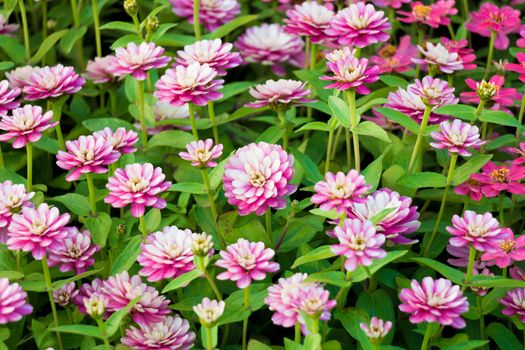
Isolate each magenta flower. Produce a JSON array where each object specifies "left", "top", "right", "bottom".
[
  {"left": 6, "top": 203, "right": 70, "bottom": 260},
  {"left": 154, "top": 63, "right": 224, "bottom": 107},
  {"left": 265, "top": 273, "right": 308, "bottom": 327},
  {"left": 466, "top": 2, "right": 521, "bottom": 50},
  {"left": 397, "top": 1, "right": 453, "bottom": 28},
  {"left": 399, "top": 277, "right": 468, "bottom": 328},
  {"left": 137, "top": 226, "right": 195, "bottom": 282},
  {"left": 93, "top": 127, "right": 138, "bottom": 155},
  {"left": 471, "top": 162, "right": 525, "bottom": 197},
  {"left": 283, "top": 2, "right": 334, "bottom": 43},
  {"left": 430, "top": 119, "right": 485, "bottom": 157},
  {"left": 360, "top": 317, "right": 392, "bottom": 343},
  {"left": 295, "top": 283, "right": 336, "bottom": 321},
  {"left": 5, "top": 66, "right": 36, "bottom": 90},
  {"left": 471, "top": 268, "right": 494, "bottom": 297},
  {"left": 170, "top": 0, "right": 240, "bottom": 31},
  {"left": 0, "top": 105, "right": 57, "bottom": 148},
  {"left": 370, "top": 35, "right": 417, "bottom": 74},
  {"left": 110, "top": 42, "right": 170, "bottom": 80},
  {"left": 510, "top": 143, "right": 525, "bottom": 165},
  {"left": 518, "top": 25, "right": 525, "bottom": 48},
  {"left": 441, "top": 37, "right": 477, "bottom": 70},
  {"left": 102, "top": 271, "right": 170, "bottom": 326},
  {"left": 460, "top": 75, "right": 521, "bottom": 110},
  {"left": 223, "top": 142, "right": 296, "bottom": 216},
  {"left": 311, "top": 170, "right": 370, "bottom": 214},
  {"left": 326, "top": 3, "right": 390, "bottom": 48},
  {"left": 193, "top": 298, "right": 225, "bottom": 325},
  {"left": 179, "top": 139, "right": 223, "bottom": 168},
  {"left": 23, "top": 65, "right": 85, "bottom": 101},
  {"left": 331, "top": 219, "right": 386, "bottom": 272},
  {"left": 0, "top": 181, "right": 34, "bottom": 229},
  {"left": 74, "top": 278, "right": 106, "bottom": 316},
  {"left": 501, "top": 288, "right": 525, "bottom": 322},
  {"left": 0, "top": 80, "right": 20, "bottom": 115},
  {"left": 216, "top": 238, "right": 280, "bottom": 289},
  {"left": 321, "top": 56, "right": 380, "bottom": 94},
  {"left": 0, "top": 278, "right": 32, "bottom": 324},
  {"left": 122, "top": 315, "right": 195, "bottom": 350},
  {"left": 413, "top": 42, "right": 463, "bottom": 74},
  {"left": 85, "top": 56, "right": 117, "bottom": 84},
  {"left": 447, "top": 244, "right": 489, "bottom": 269},
  {"left": 409, "top": 76, "right": 457, "bottom": 107},
  {"left": 0, "top": 14, "right": 19, "bottom": 36},
  {"left": 481, "top": 231, "right": 525, "bottom": 268},
  {"left": 56, "top": 135, "right": 119, "bottom": 182},
  {"left": 47, "top": 227, "right": 99, "bottom": 274},
  {"left": 246, "top": 79, "right": 313, "bottom": 109},
  {"left": 53, "top": 282, "right": 79, "bottom": 307},
  {"left": 447, "top": 210, "right": 507, "bottom": 251},
  {"left": 105, "top": 163, "right": 172, "bottom": 217},
  {"left": 510, "top": 267, "right": 525, "bottom": 281},
  {"left": 454, "top": 177, "right": 484, "bottom": 201},
  {"left": 175, "top": 39, "right": 242, "bottom": 75},
  {"left": 505, "top": 52, "right": 525, "bottom": 83}
]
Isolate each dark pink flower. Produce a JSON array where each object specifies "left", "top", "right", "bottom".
[
  {"left": 454, "top": 177, "right": 484, "bottom": 201},
  {"left": 175, "top": 39, "right": 242, "bottom": 75},
  {"left": 0, "top": 278, "right": 32, "bottom": 324},
  {"left": 372, "top": 0, "right": 409, "bottom": 9},
  {"left": 53, "top": 282, "right": 79, "bottom": 307},
  {"left": 370, "top": 35, "right": 417, "bottom": 74},
  {"left": 321, "top": 55, "right": 380, "bottom": 94},
  {"left": 517, "top": 25, "right": 525, "bottom": 48},
  {"left": 505, "top": 52, "right": 525, "bottom": 82},
  {"left": 471, "top": 162, "right": 525, "bottom": 197},
  {"left": 430, "top": 119, "right": 484, "bottom": 157},
  {"left": 47, "top": 227, "right": 99, "bottom": 274},
  {"left": 481, "top": 231, "right": 525, "bottom": 268},
  {"left": 246, "top": 79, "right": 312, "bottom": 109},
  {"left": 74, "top": 278, "right": 106, "bottom": 316},
  {"left": 0, "top": 105, "right": 57, "bottom": 148},
  {"left": 460, "top": 75, "right": 521, "bottom": 110},
  {"left": 397, "top": 1, "right": 453, "bottom": 28},
  {"left": 284, "top": 2, "right": 334, "bottom": 44},
  {"left": 501, "top": 288, "right": 525, "bottom": 322},
  {"left": 92, "top": 127, "right": 138, "bottom": 155},
  {"left": 110, "top": 42, "right": 170, "bottom": 80},
  {"left": 295, "top": 283, "right": 336, "bottom": 322},
  {"left": 409, "top": 76, "right": 457, "bottom": 107},
  {"left": 441, "top": 37, "right": 477, "bottom": 71},
  {"left": 0, "top": 80, "right": 20, "bottom": 115},
  {"left": 447, "top": 210, "right": 507, "bottom": 251},
  {"left": 170, "top": 0, "right": 240, "bottom": 31},
  {"left": 510, "top": 142, "right": 525, "bottom": 165},
  {"left": 510, "top": 267, "right": 525, "bottom": 281},
  {"left": 23, "top": 65, "right": 85, "bottom": 101}
]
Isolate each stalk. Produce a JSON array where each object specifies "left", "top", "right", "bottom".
[
  {"left": 310, "top": 43, "right": 317, "bottom": 70},
  {"left": 266, "top": 209, "right": 272, "bottom": 246},
  {"left": 516, "top": 93, "right": 525, "bottom": 142},
  {"left": 42, "top": 255, "right": 64, "bottom": 350},
  {"left": 208, "top": 101, "right": 219, "bottom": 143},
  {"left": 420, "top": 323, "right": 434, "bottom": 350},
  {"left": 407, "top": 106, "right": 432, "bottom": 174},
  {"left": 345, "top": 127, "right": 352, "bottom": 170},
  {"left": 345, "top": 89, "right": 360, "bottom": 171},
  {"left": 483, "top": 31, "right": 496, "bottom": 80},
  {"left": 462, "top": 245, "right": 476, "bottom": 292},
  {"left": 324, "top": 126, "right": 334, "bottom": 173},
  {"left": 294, "top": 323, "right": 301, "bottom": 343},
  {"left": 70, "top": 0, "right": 85, "bottom": 69},
  {"left": 139, "top": 215, "right": 148, "bottom": 238},
  {"left": 205, "top": 326, "right": 213, "bottom": 350},
  {"left": 242, "top": 286, "right": 251, "bottom": 350},
  {"left": 92, "top": 0, "right": 102, "bottom": 57},
  {"left": 26, "top": 142, "right": 33, "bottom": 192},
  {"left": 188, "top": 103, "right": 199, "bottom": 140},
  {"left": 18, "top": 0, "right": 31, "bottom": 62},
  {"left": 277, "top": 110, "right": 288, "bottom": 151},
  {"left": 193, "top": 0, "right": 201, "bottom": 39},
  {"left": 200, "top": 169, "right": 225, "bottom": 248},
  {"left": 136, "top": 80, "right": 148, "bottom": 148},
  {"left": 85, "top": 173, "right": 97, "bottom": 216},
  {"left": 96, "top": 318, "right": 111, "bottom": 350}
]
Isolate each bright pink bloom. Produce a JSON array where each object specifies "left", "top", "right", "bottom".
[
  {"left": 170, "top": 0, "right": 240, "bottom": 31},
  {"left": 85, "top": 56, "right": 117, "bottom": 84},
  {"left": 93, "top": 127, "right": 138, "bottom": 155},
  {"left": 137, "top": 226, "right": 195, "bottom": 282},
  {"left": 0, "top": 14, "right": 19, "bottom": 36},
  {"left": 223, "top": 142, "right": 296, "bottom": 216},
  {"left": 284, "top": 2, "right": 334, "bottom": 43},
  {"left": 413, "top": 42, "right": 463, "bottom": 74},
  {"left": 6, "top": 203, "right": 70, "bottom": 260},
  {"left": 216, "top": 238, "right": 280, "bottom": 289},
  {"left": 501, "top": 288, "right": 525, "bottom": 322},
  {"left": 518, "top": 25, "right": 525, "bottom": 48},
  {"left": 246, "top": 79, "right": 313, "bottom": 109},
  {"left": 441, "top": 37, "right": 477, "bottom": 70},
  {"left": 481, "top": 231, "right": 525, "bottom": 268},
  {"left": 447, "top": 244, "right": 489, "bottom": 269},
  {"left": 370, "top": 36, "right": 417, "bottom": 74},
  {"left": 321, "top": 56, "right": 380, "bottom": 94},
  {"left": 295, "top": 283, "right": 336, "bottom": 321},
  {"left": 0, "top": 181, "right": 33, "bottom": 229},
  {"left": 397, "top": 1, "right": 454, "bottom": 28},
  {"left": 0, "top": 105, "right": 56, "bottom": 148},
  {"left": 110, "top": 42, "right": 170, "bottom": 80},
  {"left": 325, "top": 47, "right": 357, "bottom": 63},
  {"left": 460, "top": 75, "right": 521, "bottom": 110},
  {"left": 23, "top": 65, "right": 85, "bottom": 100},
  {"left": 47, "top": 227, "right": 99, "bottom": 274},
  {"left": 471, "top": 162, "right": 525, "bottom": 197},
  {"left": 466, "top": 2, "right": 521, "bottom": 50},
  {"left": 326, "top": 3, "right": 390, "bottom": 48},
  {"left": 511, "top": 143, "right": 525, "bottom": 165},
  {"left": 505, "top": 52, "right": 525, "bottom": 82},
  {"left": 179, "top": 139, "right": 223, "bottom": 168},
  {"left": 372, "top": 0, "right": 409, "bottom": 9},
  {"left": 74, "top": 278, "right": 106, "bottom": 316},
  {"left": 102, "top": 271, "right": 170, "bottom": 326},
  {"left": 311, "top": 170, "right": 370, "bottom": 214},
  {"left": 175, "top": 39, "right": 242, "bottom": 75},
  {"left": 360, "top": 317, "right": 392, "bottom": 343},
  {"left": 56, "top": 135, "right": 119, "bottom": 182},
  {"left": 53, "top": 282, "right": 79, "bottom": 307},
  {"left": 454, "top": 177, "right": 484, "bottom": 201},
  {"left": 510, "top": 267, "right": 525, "bottom": 281},
  {"left": 430, "top": 119, "right": 484, "bottom": 157},
  {"left": 399, "top": 277, "right": 468, "bottom": 328},
  {"left": 0, "top": 278, "right": 32, "bottom": 324},
  {"left": 447, "top": 210, "right": 507, "bottom": 251},
  {"left": 332, "top": 219, "right": 386, "bottom": 271},
  {"left": 0, "top": 80, "right": 20, "bottom": 115},
  {"left": 105, "top": 163, "right": 172, "bottom": 217},
  {"left": 5, "top": 66, "right": 36, "bottom": 90},
  {"left": 122, "top": 315, "right": 195, "bottom": 350},
  {"left": 154, "top": 63, "right": 224, "bottom": 106},
  {"left": 409, "top": 76, "right": 457, "bottom": 107}
]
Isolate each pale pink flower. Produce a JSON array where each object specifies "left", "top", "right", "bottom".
[
  {"left": 154, "top": 63, "right": 224, "bottom": 106},
  {"left": 409, "top": 76, "right": 457, "bottom": 107},
  {"left": 501, "top": 288, "right": 525, "bottom": 322},
  {"left": 441, "top": 37, "right": 477, "bottom": 70},
  {"left": 295, "top": 283, "right": 336, "bottom": 322},
  {"left": 23, "top": 65, "right": 85, "bottom": 100},
  {"left": 105, "top": 163, "right": 172, "bottom": 217},
  {"left": 0, "top": 14, "right": 19, "bottom": 36},
  {"left": 137, "top": 226, "right": 195, "bottom": 282},
  {"left": 0, "top": 278, "right": 32, "bottom": 324},
  {"left": 0, "top": 181, "right": 34, "bottom": 229},
  {"left": 6, "top": 203, "right": 70, "bottom": 260},
  {"left": 5, "top": 66, "right": 36, "bottom": 90},
  {"left": 216, "top": 238, "right": 280, "bottom": 289},
  {"left": 447, "top": 210, "right": 507, "bottom": 251},
  {"left": 0, "top": 80, "right": 20, "bottom": 115},
  {"left": 142, "top": 101, "right": 190, "bottom": 135},
  {"left": 223, "top": 142, "right": 296, "bottom": 216},
  {"left": 246, "top": 79, "right": 313, "bottom": 109},
  {"left": 265, "top": 273, "right": 308, "bottom": 327},
  {"left": 56, "top": 135, "right": 119, "bottom": 182},
  {"left": 360, "top": 317, "right": 392, "bottom": 343},
  {"left": 47, "top": 227, "right": 99, "bottom": 274},
  {"left": 192, "top": 232, "right": 214, "bottom": 257},
  {"left": 83, "top": 293, "right": 107, "bottom": 319},
  {"left": 93, "top": 127, "right": 138, "bottom": 155},
  {"left": 481, "top": 231, "right": 525, "bottom": 268},
  {"left": 179, "top": 139, "right": 223, "bottom": 168},
  {"left": 518, "top": 25, "right": 525, "bottom": 48},
  {"left": 321, "top": 56, "right": 380, "bottom": 94},
  {"left": 284, "top": 2, "right": 334, "bottom": 43},
  {"left": 430, "top": 119, "right": 485, "bottom": 157},
  {"left": 85, "top": 55, "right": 118, "bottom": 84},
  {"left": 0, "top": 105, "right": 56, "bottom": 148},
  {"left": 370, "top": 36, "right": 417, "bottom": 74},
  {"left": 399, "top": 277, "right": 468, "bottom": 328},
  {"left": 413, "top": 42, "right": 463, "bottom": 74},
  {"left": 325, "top": 47, "right": 356, "bottom": 63},
  {"left": 193, "top": 298, "right": 225, "bottom": 325},
  {"left": 53, "top": 282, "right": 79, "bottom": 307},
  {"left": 110, "top": 42, "right": 170, "bottom": 80},
  {"left": 175, "top": 39, "right": 242, "bottom": 75},
  {"left": 170, "top": 0, "right": 240, "bottom": 31}
]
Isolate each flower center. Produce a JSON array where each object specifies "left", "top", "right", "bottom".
[
  {"left": 427, "top": 294, "right": 444, "bottom": 307},
  {"left": 149, "top": 328, "right": 166, "bottom": 341},
  {"left": 195, "top": 149, "right": 209, "bottom": 162},
  {"left": 467, "top": 224, "right": 487, "bottom": 237},
  {"left": 353, "top": 15, "right": 371, "bottom": 29},
  {"left": 14, "top": 114, "right": 34, "bottom": 130},
  {"left": 42, "top": 73, "right": 59, "bottom": 90},
  {"left": 31, "top": 220, "right": 47, "bottom": 235},
  {"left": 68, "top": 246, "right": 83, "bottom": 259},
  {"left": 250, "top": 172, "right": 267, "bottom": 187},
  {"left": 476, "top": 81, "right": 497, "bottom": 100},
  {"left": 80, "top": 149, "right": 95, "bottom": 161},
  {"left": 490, "top": 168, "right": 510, "bottom": 183},
  {"left": 379, "top": 45, "right": 397, "bottom": 58},
  {"left": 129, "top": 177, "right": 148, "bottom": 192},
  {"left": 238, "top": 254, "right": 256, "bottom": 269},
  {"left": 349, "top": 235, "right": 367, "bottom": 251},
  {"left": 414, "top": 5, "right": 431, "bottom": 18},
  {"left": 489, "top": 13, "right": 503, "bottom": 23},
  {"left": 501, "top": 240, "right": 516, "bottom": 253},
  {"left": 449, "top": 132, "right": 467, "bottom": 146},
  {"left": 57, "top": 292, "right": 70, "bottom": 304},
  {"left": 168, "top": 244, "right": 181, "bottom": 257}
]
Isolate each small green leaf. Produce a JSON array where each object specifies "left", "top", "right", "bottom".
[
  {"left": 148, "top": 130, "right": 194, "bottom": 149},
  {"left": 0, "top": 61, "right": 14, "bottom": 71},
  {"left": 0, "top": 36, "right": 26, "bottom": 63},
  {"left": 309, "top": 208, "right": 339, "bottom": 220},
  {"left": 86, "top": 212, "right": 112, "bottom": 248},
  {"left": 379, "top": 75, "right": 409, "bottom": 88},
  {"left": 296, "top": 121, "right": 330, "bottom": 133},
  {"left": 60, "top": 26, "right": 88, "bottom": 54},
  {"left": 169, "top": 183, "right": 206, "bottom": 194},
  {"left": 412, "top": 257, "right": 464, "bottom": 285},
  {"left": 453, "top": 154, "right": 492, "bottom": 186},
  {"left": 52, "top": 269, "right": 102, "bottom": 290},
  {"left": 434, "top": 104, "right": 477, "bottom": 121},
  {"left": 306, "top": 271, "right": 351, "bottom": 288},
  {"left": 111, "top": 236, "right": 142, "bottom": 275},
  {"left": 376, "top": 107, "right": 420, "bottom": 134},
  {"left": 219, "top": 82, "right": 254, "bottom": 101},
  {"left": 30, "top": 29, "right": 68, "bottom": 64},
  {"left": 207, "top": 15, "right": 258, "bottom": 39},
  {"left": 83, "top": 118, "right": 136, "bottom": 132},
  {"left": 49, "top": 325, "right": 102, "bottom": 339},
  {"left": 291, "top": 148, "right": 323, "bottom": 184},
  {"left": 100, "top": 21, "right": 138, "bottom": 33},
  {"left": 291, "top": 246, "right": 335, "bottom": 269},
  {"left": 105, "top": 296, "right": 141, "bottom": 336},
  {"left": 328, "top": 96, "right": 350, "bottom": 128},
  {"left": 479, "top": 110, "right": 519, "bottom": 127},
  {"left": 351, "top": 251, "right": 408, "bottom": 283},
  {"left": 162, "top": 269, "right": 202, "bottom": 293},
  {"left": 487, "top": 323, "right": 522, "bottom": 350},
  {"left": 362, "top": 153, "right": 385, "bottom": 191},
  {"left": 398, "top": 172, "right": 447, "bottom": 189},
  {"left": 51, "top": 193, "right": 90, "bottom": 216},
  {"left": 356, "top": 121, "right": 391, "bottom": 143}
]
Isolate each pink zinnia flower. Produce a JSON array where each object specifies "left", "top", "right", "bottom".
[
  {"left": 397, "top": 1, "right": 453, "bottom": 28},
  {"left": 311, "top": 170, "right": 370, "bottom": 214},
  {"left": 223, "top": 142, "right": 296, "bottom": 216},
  {"left": 0, "top": 278, "right": 32, "bottom": 324},
  {"left": 360, "top": 317, "right": 392, "bottom": 343},
  {"left": 481, "top": 231, "right": 525, "bottom": 268},
  {"left": 409, "top": 76, "right": 457, "bottom": 107},
  {"left": 246, "top": 79, "right": 313, "bottom": 109},
  {"left": 326, "top": 3, "right": 391, "bottom": 48},
  {"left": 325, "top": 47, "right": 356, "bottom": 63},
  {"left": 510, "top": 142, "right": 525, "bottom": 165},
  {"left": 370, "top": 36, "right": 417, "bottom": 74},
  {"left": 93, "top": 127, "right": 138, "bottom": 155},
  {"left": 0, "top": 14, "right": 18, "bottom": 36},
  {"left": 447, "top": 244, "right": 489, "bottom": 269},
  {"left": 137, "top": 226, "right": 194, "bottom": 282},
  {"left": 122, "top": 315, "right": 195, "bottom": 350},
  {"left": 295, "top": 283, "right": 336, "bottom": 321},
  {"left": 510, "top": 267, "right": 525, "bottom": 281},
  {"left": 321, "top": 56, "right": 380, "bottom": 94},
  {"left": 471, "top": 268, "right": 494, "bottom": 297},
  {"left": 471, "top": 162, "right": 525, "bottom": 197},
  {"left": 85, "top": 55, "right": 117, "bottom": 84},
  {"left": 0, "top": 181, "right": 34, "bottom": 229},
  {"left": 0, "top": 105, "right": 57, "bottom": 148},
  {"left": 140, "top": 101, "right": 190, "bottom": 135},
  {"left": 235, "top": 24, "right": 304, "bottom": 76},
  {"left": 399, "top": 277, "right": 468, "bottom": 328},
  {"left": 385, "top": 86, "right": 449, "bottom": 125},
  {"left": 460, "top": 75, "right": 521, "bottom": 111},
  {"left": 454, "top": 177, "right": 484, "bottom": 201},
  {"left": 284, "top": 2, "right": 334, "bottom": 44},
  {"left": 53, "top": 282, "right": 79, "bottom": 307},
  {"left": 74, "top": 278, "right": 107, "bottom": 316},
  {"left": 6, "top": 203, "right": 70, "bottom": 260},
  {"left": 447, "top": 210, "right": 507, "bottom": 251},
  {"left": 154, "top": 63, "right": 224, "bottom": 107},
  {"left": 466, "top": 2, "right": 521, "bottom": 50},
  {"left": 441, "top": 37, "right": 477, "bottom": 71},
  {"left": 47, "top": 227, "right": 99, "bottom": 274},
  {"left": 518, "top": 25, "right": 525, "bottom": 48},
  {"left": 175, "top": 39, "right": 242, "bottom": 75},
  {"left": 102, "top": 271, "right": 170, "bottom": 326},
  {"left": 430, "top": 119, "right": 485, "bottom": 157},
  {"left": 170, "top": 0, "right": 240, "bottom": 31},
  {"left": 413, "top": 42, "right": 463, "bottom": 74},
  {"left": 179, "top": 139, "right": 223, "bottom": 168},
  {"left": 23, "top": 65, "right": 85, "bottom": 101},
  {"left": 193, "top": 298, "right": 225, "bottom": 325},
  {"left": 332, "top": 219, "right": 386, "bottom": 271},
  {"left": 505, "top": 52, "right": 525, "bottom": 82},
  {"left": 501, "top": 288, "right": 525, "bottom": 322},
  {"left": 216, "top": 238, "right": 280, "bottom": 289},
  {"left": 110, "top": 42, "right": 170, "bottom": 80},
  {"left": 5, "top": 66, "right": 36, "bottom": 90},
  {"left": 105, "top": 163, "right": 172, "bottom": 217},
  {"left": 0, "top": 80, "right": 20, "bottom": 115},
  {"left": 372, "top": 0, "right": 409, "bottom": 9},
  {"left": 56, "top": 135, "right": 119, "bottom": 182}
]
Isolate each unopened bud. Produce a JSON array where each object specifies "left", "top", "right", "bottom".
[
  {"left": 116, "top": 223, "right": 126, "bottom": 236},
  {"left": 84, "top": 294, "right": 107, "bottom": 319},
  {"left": 192, "top": 232, "right": 214, "bottom": 256},
  {"left": 124, "top": 0, "right": 138, "bottom": 17},
  {"left": 145, "top": 16, "right": 159, "bottom": 35},
  {"left": 476, "top": 80, "right": 497, "bottom": 101}
]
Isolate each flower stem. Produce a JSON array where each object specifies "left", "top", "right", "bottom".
[
  {"left": 26, "top": 142, "right": 33, "bottom": 192},
  {"left": 139, "top": 214, "right": 148, "bottom": 238},
  {"left": 346, "top": 89, "right": 360, "bottom": 171},
  {"left": 277, "top": 110, "right": 288, "bottom": 151},
  {"left": 415, "top": 29, "right": 424, "bottom": 79},
  {"left": 85, "top": 173, "right": 97, "bottom": 216},
  {"left": 407, "top": 106, "right": 432, "bottom": 174},
  {"left": 96, "top": 318, "right": 111, "bottom": 350},
  {"left": 203, "top": 268, "right": 222, "bottom": 300},
  {"left": 42, "top": 255, "right": 64, "bottom": 350},
  {"left": 193, "top": 0, "right": 201, "bottom": 39},
  {"left": 324, "top": 126, "right": 334, "bottom": 173},
  {"left": 460, "top": 0, "right": 469, "bottom": 19},
  {"left": 200, "top": 169, "right": 225, "bottom": 248},
  {"left": 265, "top": 209, "right": 272, "bottom": 246},
  {"left": 294, "top": 323, "right": 301, "bottom": 343},
  {"left": 516, "top": 93, "right": 525, "bottom": 142},
  {"left": 335, "top": 269, "right": 351, "bottom": 309},
  {"left": 42, "top": 0, "right": 47, "bottom": 42},
  {"left": 420, "top": 323, "right": 434, "bottom": 350},
  {"left": 109, "top": 88, "right": 117, "bottom": 118},
  {"left": 477, "top": 297, "right": 485, "bottom": 342},
  {"left": 310, "top": 43, "right": 317, "bottom": 70},
  {"left": 205, "top": 326, "right": 213, "bottom": 350},
  {"left": 345, "top": 128, "right": 352, "bottom": 170},
  {"left": 92, "top": 0, "right": 102, "bottom": 57},
  {"left": 483, "top": 31, "right": 496, "bottom": 80},
  {"left": 18, "top": 0, "right": 31, "bottom": 62},
  {"left": 462, "top": 244, "right": 476, "bottom": 292},
  {"left": 208, "top": 101, "right": 219, "bottom": 143},
  {"left": 188, "top": 103, "right": 199, "bottom": 140},
  {"left": 424, "top": 153, "right": 458, "bottom": 257},
  {"left": 136, "top": 79, "right": 148, "bottom": 149},
  {"left": 70, "top": 0, "right": 84, "bottom": 69},
  {"left": 242, "top": 285, "right": 251, "bottom": 350}
]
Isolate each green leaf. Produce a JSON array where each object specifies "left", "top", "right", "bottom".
[
  {"left": 209, "top": 156, "right": 229, "bottom": 190},
  {"left": 86, "top": 213, "right": 112, "bottom": 248},
  {"left": 203, "top": 326, "right": 219, "bottom": 349},
  {"left": 369, "top": 207, "right": 396, "bottom": 225},
  {"left": 309, "top": 208, "right": 339, "bottom": 220},
  {"left": 376, "top": 107, "right": 420, "bottom": 134},
  {"left": 0, "top": 246, "right": 16, "bottom": 271},
  {"left": 169, "top": 183, "right": 206, "bottom": 194},
  {"left": 163, "top": 269, "right": 202, "bottom": 293},
  {"left": 0, "top": 168, "right": 25, "bottom": 184},
  {"left": 379, "top": 75, "right": 409, "bottom": 88},
  {"left": 304, "top": 334, "right": 322, "bottom": 350},
  {"left": 30, "top": 29, "right": 68, "bottom": 64},
  {"left": 0, "top": 270, "right": 23, "bottom": 280},
  {"left": 296, "top": 121, "right": 330, "bottom": 133},
  {"left": 441, "top": 341, "right": 490, "bottom": 350},
  {"left": 291, "top": 148, "right": 323, "bottom": 183},
  {"left": 99, "top": 21, "right": 137, "bottom": 33},
  {"left": 291, "top": 246, "right": 335, "bottom": 269},
  {"left": 328, "top": 96, "right": 350, "bottom": 128},
  {"left": 487, "top": 323, "right": 522, "bottom": 350},
  {"left": 105, "top": 296, "right": 141, "bottom": 336},
  {"left": 52, "top": 269, "right": 102, "bottom": 290},
  {"left": 335, "top": 309, "right": 374, "bottom": 350},
  {"left": 433, "top": 104, "right": 477, "bottom": 121},
  {"left": 356, "top": 121, "right": 391, "bottom": 143},
  {"left": 207, "top": 15, "right": 258, "bottom": 39},
  {"left": 248, "top": 339, "right": 273, "bottom": 350},
  {"left": 306, "top": 271, "right": 351, "bottom": 288},
  {"left": 0, "top": 36, "right": 26, "bottom": 63},
  {"left": 412, "top": 257, "right": 464, "bottom": 285},
  {"left": 33, "top": 135, "right": 60, "bottom": 154},
  {"left": 60, "top": 26, "right": 88, "bottom": 54},
  {"left": 0, "top": 61, "right": 14, "bottom": 71},
  {"left": 148, "top": 130, "right": 194, "bottom": 149},
  {"left": 470, "top": 275, "right": 525, "bottom": 288},
  {"left": 256, "top": 125, "right": 283, "bottom": 143},
  {"left": 219, "top": 82, "right": 254, "bottom": 101},
  {"left": 398, "top": 172, "right": 447, "bottom": 189},
  {"left": 82, "top": 118, "right": 136, "bottom": 132},
  {"left": 111, "top": 236, "right": 142, "bottom": 275},
  {"left": 145, "top": 208, "right": 161, "bottom": 232},
  {"left": 51, "top": 193, "right": 90, "bottom": 216},
  {"left": 362, "top": 153, "right": 385, "bottom": 191},
  {"left": 49, "top": 325, "right": 102, "bottom": 340},
  {"left": 351, "top": 251, "right": 408, "bottom": 283},
  {"left": 110, "top": 34, "right": 140, "bottom": 49},
  {"left": 479, "top": 110, "right": 519, "bottom": 127},
  {"left": 156, "top": 33, "right": 195, "bottom": 47},
  {"left": 452, "top": 154, "right": 492, "bottom": 186},
  {"left": 356, "top": 98, "right": 387, "bottom": 116}
]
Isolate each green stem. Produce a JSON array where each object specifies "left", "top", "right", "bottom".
[
  {"left": 324, "top": 126, "right": 334, "bottom": 173},
  {"left": 420, "top": 323, "right": 434, "bottom": 350},
  {"left": 200, "top": 169, "right": 225, "bottom": 248},
  {"left": 498, "top": 195, "right": 505, "bottom": 226},
  {"left": 475, "top": 100, "right": 485, "bottom": 117},
  {"left": 26, "top": 142, "right": 33, "bottom": 192},
  {"left": 42, "top": 255, "right": 64, "bottom": 350},
  {"left": 304, "top": 37, "right": 310, "bottom": 69},
  {"left": 208, "top": 101, "right": 219, "bottom": 143},
  {"left": 415, "top": 29, "right": 424, "bottom": 79},
  {"left": 516, "top": 93, "right": 525, "bottom": 142},
  {"left": 42, "top": 0, "right": 47, "bottom": 42},
  {"left": 18, "top": 0, "right": 31, "bottom": 62},
  {"left": 294, "top": 323, "right": 301, "bottom": 343},
  {"left": 462, "top": 245, "right": 476, "bottom": 292},
  {"left": 277, "top": 110, "right": 288, "bottom": 151},
  {"left": 477, "top": 297, "right": 485, "bottom": 342},
  {"left": 310, "top": 43, "right": 317, "bottom": 70},
  {"left": 92, "top": 0, "right": 102, "bottom": 57},
  {"left": 483, "top": 31, "right": 496, "bottom": 80},
  {"left": 96, "top": 318, "right": 111, "bottom": 350},
  {"left": 205, "top": 326, "right": 213, "bottom": 350},
  {"left": 346, "top": 89, "right": 360, "bottom": 171},
  {"left": 131, "top": 14, "right": 142, "bottom": 38},
  {"left": 0, "top": 146, "right": 4, "bottom": 168},
  {"left": 407, "top": 106, "right": 431, "bottom": 174},
  {"left": 109, "top": 88, "right": 117, "bottom": 118},
  {"left": 136, "top": 79, "right": 148, "bottom": 149},
  {"left": 242, "top": 286, "right": 251, "bottom": 350},
  {"left": 70, "top": 0, "right": 84, "bottom": 69},
  {"left": 85, "top": 173, "right": 97, "bottom": 216},
  {"left": 203, "top": 268, "right": 222, "bottom": 300},
  {"left": 265, "top": 209, "right": 272, "bottom": 246},
  {"left": 345, "top": 128, "right": 352, "bottom": 170},
  {"left": 460, "top": 0, "right": 469, "bottom": 19},
  {"left": 188, "top": 103, "right": 199, "bottom": 140},
  {"left": 193, "top": 0, "right": 201, "bottom": 39},
  {"left": 139, "top": 215, "right": 148, "bottom": 238},
  {"left": 335, "top": 269, "right": 351, "bottom": 309}
]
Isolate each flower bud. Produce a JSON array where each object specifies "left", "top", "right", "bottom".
[
  {"left": 360, "top": 317, "right": 392, "bottom": 344},
  {"left": 476, "top": 80, "right": 497, "bottom": 101},
  {"left": 145, "top": 16, "right": 159, "bottom": 35},
  {"left": 84, "top": 294, "right": 107, "bottom": 319},
  {"left": 192, "top": 232, "right": 214, "bottom": 256},
  {"left": 116, "top": 223, "right": 127, "bottom": 236},
  {"left": 193, "top": 298, "right": 225, "bottom": 326},
  {"left": 124, "top": 0, "right": 138, "bottom": 17}
]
